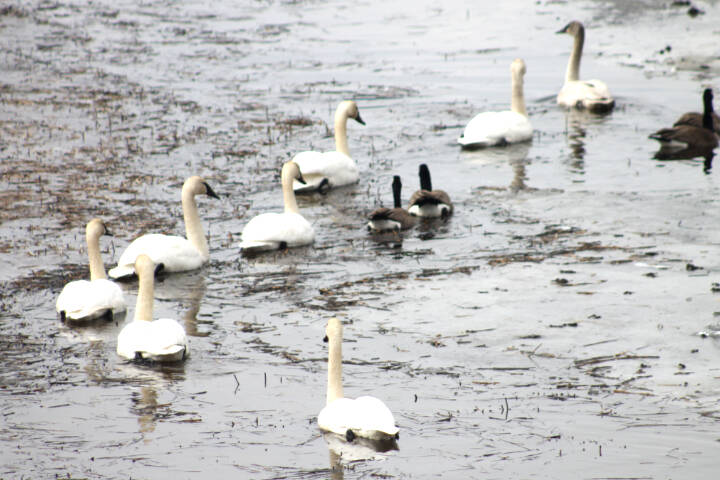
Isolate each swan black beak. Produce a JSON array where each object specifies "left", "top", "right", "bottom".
[
  {"left": 355, "top": 113, "right": 366, "bottom": 126},
  {"left": 323, "top": 335, "right": 328, "bottom": 343},
  {"left": 556, "top": 24, "right": 570, "bottom": 34},
  {"left": 103, "top": 226, "right": 114, "bottom": 237},
  {"left": 204, "top": 182, "right": 220, "bottom": 199},
  {"left": 297, "top": 173, "right": 307, "bottom": 185}
]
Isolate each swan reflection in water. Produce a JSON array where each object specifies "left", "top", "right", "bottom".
[
  {"left": 461, "top": 141, "right": 532, "bottom": 193},
  {"left": 653, "top": 144, "right": 715, "bottom": 174},
  {"left": 323, "top": 430, "right": 398, "bottom": 478},
  {"left": 562, "top": 108, "right": 612, "bottom": 175}
]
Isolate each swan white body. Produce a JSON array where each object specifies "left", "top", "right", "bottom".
[
  {"left": 292, "top": 101, "right": 365, "bottom": 193},
  {"left": 109, "top": 176, "right": 218, "bottom": 279},
  {"left": 318, "top": 318, "right": 399, "bottom": 442},
  {"left": 117, "top": 255, "right": 188, "bottom": 363},
  {"left": 556, "top": 21, "right": 615, "bottom": 113},
  {"left": 459, "top": 59, "right": 533, "bottom": 148},
  {"left": 240, "top": 161, "right": 315, "bottom": 254},
  {"left": 319, "top": 396, "right": 399, "bottom": 441},
  {"left": 56, "top": 219, "right": 126, "bottom": 322}
]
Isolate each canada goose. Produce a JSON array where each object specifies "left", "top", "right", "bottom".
[
  {"left": 239, "top": 161, "right": 315, "bottom": 254},
  {"left": 292, "top": 101, "right": 365, "bottom": 193},
  {"left": 367, "top": 176, "right": 416, "bottom": 232},
  {"left": 109, "top": 176, "right": 219, "bottom": 280},
  {"left": 56, "top": 219, "right": 126, "bottom": 322},
  {"left": 650, "top": 88, "right": 719, "bottom": 150},
  {"left": 407, "top": 164, "right": 453, "bottom": 218},
  {"left": 318, "top": 318, "right": 399, "bottom": 442},
  {"left": 556, "top": 21, "right": 615, "bottom": 113},
  {"left": 117, "top": 255, "right": 189, "bottom": 363},
  {"left": 672, "top": 88, "right": 720, "bottom": 134},
  {"left": 458, "top": 58, "right": 533, "bottom": 148}
]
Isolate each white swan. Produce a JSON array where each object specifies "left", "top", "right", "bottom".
[
  {"left": 292, "top": 101, "right": 365, "bottom": 193},
  {"left": 56, "top": 219, "right": 126, "bottom": 322},
  {"left": 318, "top": 318, "right": 399, "bottom": 442},
  {"left": 117, "top": 254, "right": 189, "bottom": 363},
  {"left": 458, "top": 58, "right": 533, "bottom": 148},
  {"left": 407, "top": 164, "right": 453, "bottom": 218},
  {"left": 109, "top": 176, "right": 219, "bottom": 279},
  {"left": 239, "top": 161, "right": 315, "bottom": 254},
  {"left": 556, "top": 21, "right": 615, "bottom": 113}
]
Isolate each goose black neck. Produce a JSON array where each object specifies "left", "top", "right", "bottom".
[
  {"left": 419, "top": 164, "right": 432, "bottom": 191},
  {"left": 391, "top": 176, "right": 402, "bottom": 208},
  {"left": 702, "top": 88, "right": 714, "bottom": 131}
]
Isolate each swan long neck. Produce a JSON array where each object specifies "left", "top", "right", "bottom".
[
  {"left": 86, "top": 228, "right": 107, "bottom": 281},
  {"left": 334, "top": 105, "right": 350, "bottom": 156},
  {"left": 565, "top": 28, "right": 584, "bottom": 83},
  {"left": 511, "top": 69, "right": 527, "bottom": 116},
  {"left": 182, "top": 187, "right": 209, "bottom": 259},
  {"left": 134, "top": 265, "right": 154, "bottom": 322},
  {"left": 282, "top": 168, "right": 300, "bottom": 214},
  {"left": 327, "top": 328, "right": 344, "bottom": 405}
]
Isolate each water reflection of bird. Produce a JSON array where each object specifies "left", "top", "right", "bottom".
[
  {"left": 318, "top": 318, "right": 400, "bottom": 442},
  {"left": 653, "top": 145, "right": 714, "bottom": 174},
  {"left": 460, "top": 142, "right": 532, "bottom": 192},
  {"left": 556, "top": 20, "right": 615, "bottom": 113},
  {"left": 650, "top": 88, "right": 719, "bottom": 151},
  {"left": 292, "top": 100, "right": 365, "bottom": 194},
  {"left": 323, "top": 430, "right": 398, "bottom": 466},
  {"left": 458, "top": 59, "right": 533, "bottom": 148}
]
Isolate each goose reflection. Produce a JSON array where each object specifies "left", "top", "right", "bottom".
[
  {"left": 653, "top": 145, "right": 715, "bottom": 174},
  {"left": 132, "top": 386, "right": 160, "bottom": 435}
]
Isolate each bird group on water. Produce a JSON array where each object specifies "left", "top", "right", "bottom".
[{"left": 55, "top": 19, "right": 718, "bottom": 449}]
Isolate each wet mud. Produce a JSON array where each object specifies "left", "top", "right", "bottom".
[{"left": 1, "top": 0, "right": 720, "bottom": 478}]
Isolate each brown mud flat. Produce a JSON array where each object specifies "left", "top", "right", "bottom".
[{"left": 1, "top": 0, "right": 720, "bottom": 478}]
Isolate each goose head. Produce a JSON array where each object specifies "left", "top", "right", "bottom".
[
  {"left": 183, "top": 175, "right": 220, "bottom": 199},
  {"left": 557, "top": 20, "right": 584, "bottom": 37},
  {"left": 339, "top": 100, "right": 365, "bottom": 126},
  {"left": 703, "top": 88, "right": 714, "bottom": 111}
]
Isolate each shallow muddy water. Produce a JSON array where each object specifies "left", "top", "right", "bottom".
[{"left": 1, "top": 0, "right": 720, "bottom": 478}]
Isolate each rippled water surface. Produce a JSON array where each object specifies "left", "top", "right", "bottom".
[{"left": 2, "top": 0, "right": 720, "bottom": 478}]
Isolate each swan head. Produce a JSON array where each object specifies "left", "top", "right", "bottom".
[
  {"left": 282, "top": 161, "right": 306, "bottom": 185},
  {"left": 338, "top": 100, "right": 365, "bottom": 126},
  {"left": 324, "top": 317, "right": 342, "bottom": 343},
  {"left": 557, "top": 20, "right": 584, "bottom": 37},
  {"left": 183, "top": 176, "right": 220, "bottom": 199},
  {"left": 134, "top": 254, "right": 155, "bottom": 278},
  {"left": 86, "top": 218, "right": 110, "bottom": 239},
  {"left": 511, "top": 58, "right": 526, "bottom": 78}
]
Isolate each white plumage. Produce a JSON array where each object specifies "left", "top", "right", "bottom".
[
  {"left": 292, "top": 100, "right": 365, "bottom": 193},
  {"left": 459, "top": 59, "right": 533, "bottom": 148},
  {"left": 556, "top": 21, "right": 615, "bottom": 113},
  {"left": 117, "top": 254, "right": 188, "bottom": 363},
  {"left": 56, "top": 219, "right": 126, "bottom": 322},
  {"left": 109, "top": 176, "right": 218, "bottom": 279},
  {"left": 318, "top": 318, "right": 399, "bottom": 442},
  {"left": 240, "top": 161, "right": 315, "bottom": 254}
]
